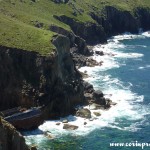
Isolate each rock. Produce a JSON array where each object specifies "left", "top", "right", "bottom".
[
  {"left": 56, "top": 122, "right": 61, "bottom": 125},
  {"left": 84, "top": 122, "right": 87, "bottom": 125},
  {"left": 31, "top": 145, "right": 37, "bottom": 150},
  {"left": 84, "top": 93, "right": 92, "bottom": 101},
  {"left": 89, "top": 118, "right": 94, "bottom": 121},
  {"left": 0, "top": 117, "right": 30, "bottom": 150},
  {"left": 93, "top": 112, "right": 101, "bottom": 116},
  {"left": 95, "top": 97, "right": 106, "bottom": 105},
  {"left": 110, "top": 102, "right": 117, "bottom": 105},
  {"left": 76, "top": 108, "right": 91, "bottom": 118},
  {"left": 63, "top": 124, "right": 78, "bottom": 130},
  {"left": 95, "top": 51, "right": 104, "bottom": 56},
  {"left": 44, "top": 131, "right": 54, "bottom": 139},
  {"left": 82, "top": 81, "right": 94, "bottom": 93},
  {"left": 89, "top": 103, "right": 101, "bottom": 110},
  {"left": 93, "top": 90, "right": 104, "bottom": 98},
  {"left": 62, "top": 119, "right": 68, "bottom": 123}
]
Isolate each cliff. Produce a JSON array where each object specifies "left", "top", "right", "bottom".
[
  {"left": 0, "top": 0, "right": 150, "bottom": 149},
  {"left": 0, "top": 35, "right": 84, "bottom": 117},
  {"left": 0, "top": 117, "right": 30, "bottom": 150}
]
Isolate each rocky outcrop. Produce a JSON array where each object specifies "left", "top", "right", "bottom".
[
  {"left": 91, "top": 6, "right": 150, "bottom": 38},
  {"left": 76, "top": 108, "right": 91, "bottom": 119},
  {"left": 0, "top": 34, "right": 85, "bottom": 119},
  {"left": 54, "top": 15, "right": 107, "bottom": 45},
  {"left": 53, "top": 6, "right": 150, "bottom": 47},
  {"left": 63, "top": 124, "right": 78, "bottom": 130},
  {"left": 0, "top": 117, "right": 31, "bottom": 150},
  {"left": 135, "top": 7, "right": 150, "bottom": 31}
]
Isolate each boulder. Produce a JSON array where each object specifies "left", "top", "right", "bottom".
[
  {"left": 84, "top": 122, "right": 87, "bottom": 125},
  {"left": 76, "top": 108, "right": 91, "bottom": 118},
  {"left": 95, "top": 97, "right": 106, "bottom": 105},
  {"left": 95, "top": 51, "right": 104, "bottom": 56},
  {"left": 84, "top": 93, "right": 92, "bottom": 101},
  {"left": 93, "top": 90, "right": 104, "bottom": 98},
  {"left": 63, "top": 124, "right": 78, "bottom": 130},
  {"left": 93, "top": 112, "right": 101, "bottom": 116},
  {"left": 82, "top": 81, "right": 93, "bottom": 93}
]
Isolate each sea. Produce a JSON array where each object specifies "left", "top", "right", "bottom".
[{"left": 22, "top": 31, "right": 150, "bottom": 150}]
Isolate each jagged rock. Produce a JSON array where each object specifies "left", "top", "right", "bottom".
[
  {"left": 0, "top": 35, "right": 85, "bottom": 124},
  {"left": 76, "top": 108, "right": 91, "bottom": 118},
  {"left": 82, "top": 81, "right": 94, "bottom": 93},
  {"left": 0, "top": 117, "right": 31, "bottom": 150},
  {"left": 93, "top": 112, "right": 101, "bottom": 116},
  {"left": 84, "top": 93, "right": 92, "bottom": 101},
  {"left": 93, "top": 90, "right": 104, "bottom": 98},
  {"left": 63, "top": 124, "right": 78, "bottom": 130},
  {"left": 95, "top": 51, "right": 104, "bottom": 56},
  {"left": 94, "top": 97, "right": 106, "bottom": 106}
]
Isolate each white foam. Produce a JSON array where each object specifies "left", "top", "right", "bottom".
[
  {"left": 138, "top": 65, "right": 150, "bottom": 70},
  {"left": 142, "top": 31, "right": 150, "bottom": 37}
]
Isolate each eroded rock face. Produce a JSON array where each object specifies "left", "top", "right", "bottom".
[
  {"left": 0, "top": 34, "right": 84, "bottom": 119},
  {"left": 54, "top": 15, "right": 107, "bottom": 45},
  {"left": 0, "top": 117, "right": 31, "bottom": 150}
]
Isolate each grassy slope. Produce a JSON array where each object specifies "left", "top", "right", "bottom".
[{"left": 0, "top": 0, "right": 150, "bottom": 55}]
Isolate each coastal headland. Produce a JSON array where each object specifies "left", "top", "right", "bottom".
[{"left": 0, "top": 0, "right": 150, "bottom": 149}]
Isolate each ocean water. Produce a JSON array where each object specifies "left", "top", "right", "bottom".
[{"left": 23, "top": 32, "right": 150, "bottom": 150}]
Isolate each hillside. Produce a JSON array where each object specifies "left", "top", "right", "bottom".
[{"left": 0, "top": 0, "right": 150, "bottom": 55}]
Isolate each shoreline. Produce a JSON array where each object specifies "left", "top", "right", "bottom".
[{"left": 23, "top": 31, "right": 150, "bottom": 147}]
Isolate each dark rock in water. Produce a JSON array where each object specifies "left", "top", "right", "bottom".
[
  {"left": 63, "top": 124, "right": 78, "bottom": 130},
  {"left": 110, "top": 102, "right": 117, "bottom": 105},
  {"left": 95, "top": 97, "right": 106, "bottom": 105},
  {"left": 93, "top": 90, "right": 104, "bottom": 98},
  {"left": 56, "top": 122, "right": 61, "bottom": 125},
  {"left": 76, "top": 108, "right": 91, "bottom": 118},
  {"left": 84, "top": 122, "right": 87, "bottom": 125},
  {"left": 93, "top": 112, "right": 101, "bottom": 116},
  {"left": 95, "top": 51, "right": 104, "bottom": 56}
]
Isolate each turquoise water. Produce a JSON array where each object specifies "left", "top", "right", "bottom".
[{"left": 23, "top": 32, "right": 150, "bottom": 150}]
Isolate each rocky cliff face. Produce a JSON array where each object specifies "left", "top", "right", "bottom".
[
  {"left": 0, "top": 34, "right": 84, "bottom": 118},
  {"left": 0, "top": 117, "right": 30, "bottom": 150},
  {"left": 53, "top": 6, "right": 150, "bottom": 46}
]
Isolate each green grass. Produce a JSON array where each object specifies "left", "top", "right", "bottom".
[{"left": 0, "top": 0, "right": 150, "bottom": 55}]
